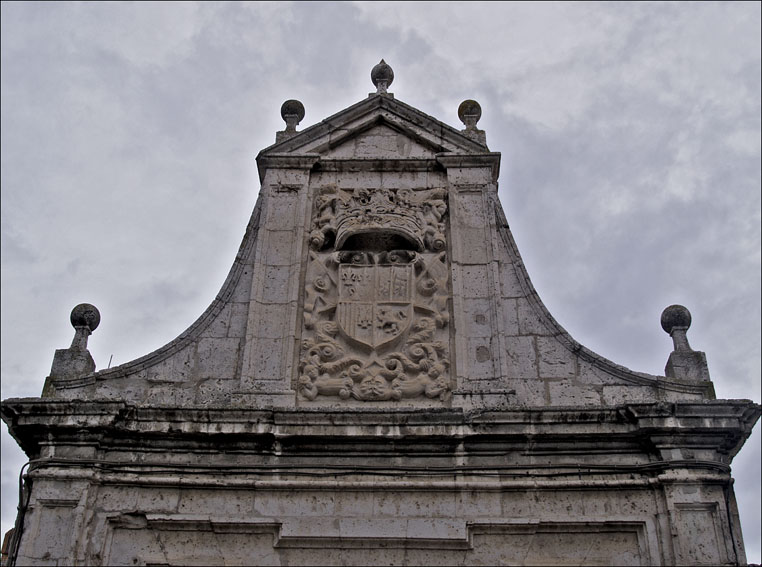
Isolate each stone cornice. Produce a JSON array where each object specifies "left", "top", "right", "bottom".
[
  {"left": 436, "top": 153, "right": 502, "bottom": 184},
  {"left": 255, "top": 153, "right": 321, "bottom": 179},
  {"left": 3, "top": 399, "right": 758, "bottom": 463},
  {"left": 313, "top": 158, "right": 442, "bottom": 173}
]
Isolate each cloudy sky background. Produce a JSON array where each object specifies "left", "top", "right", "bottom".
[{"left": 2, "top": 1, "right": 760, "bottom": 561}]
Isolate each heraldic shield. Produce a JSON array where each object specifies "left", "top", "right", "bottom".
[{"left": 337, "top": 264, "right": 413, "bottom": 349}]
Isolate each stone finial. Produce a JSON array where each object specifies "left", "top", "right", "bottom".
[
  {"left": 280, "top": 100, "right": 305, "bottom": 132},
  {"left": 660, "top": 305, "right": 710, "bottom": 382},
  {"left": 458, "top": 99, "right": 487, "bottom": 146},
  {"left": 458, "top": 100, "right": 482, "bottom": 129},
  {"left": 44, "top": 304, "right": 100, "bottom": 395},
  {"left": 371, "top": 59, "right": 394, "bottom": 95},
  {"left": 661, "top": 304, "right": 692, "bottom": 351},
  {"left": 69, "top": 303, "right": 101, "bottom": 350},
  {"left": 276, "top": 99, "right": 305, "bottom": 143}
]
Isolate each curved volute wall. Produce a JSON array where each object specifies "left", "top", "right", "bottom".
[{"left": 42, "top": 94, "right": 714, "bottom": 409}]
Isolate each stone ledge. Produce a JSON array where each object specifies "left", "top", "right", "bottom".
[{"left": 3, "top": 399, "right": 758, "bottom": 464}]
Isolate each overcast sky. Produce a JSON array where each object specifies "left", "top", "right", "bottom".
[{"left": 2, "top": 1, "right": 760, "bottom": 561}]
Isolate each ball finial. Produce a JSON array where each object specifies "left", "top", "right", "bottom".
[
  {"left": 280, "top": 99, "right": 305, "bottom": 132},
  {"left": 371, "top": 59, "right": 394, "bottom": 94},
  {"left": 661, "top": 304, "right": 691, "bottom": 334},
  {"left": 458, "top": 99, "right": 482, "bottom": 129},
  {"left": 70, "top": 303, "right": 101, "bottom": 332}
]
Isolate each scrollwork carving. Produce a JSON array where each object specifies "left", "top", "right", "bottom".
[
  {"left": 309, "top": 186, "right": 449, "bottom": 254},
  {"left": 299, "top": 187, "right": 451, "bottom": 402}
]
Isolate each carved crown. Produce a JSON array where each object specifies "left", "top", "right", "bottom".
[
  {"left": 310, "top": 187, "right": 447, "bottom": 253},
  {"left": 335, "top": 188, "right": 424, "bottom": 251}
]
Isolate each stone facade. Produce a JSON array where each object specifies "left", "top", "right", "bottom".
[{"left": 2, "top": 64, "right": 759, "bottom": 566}]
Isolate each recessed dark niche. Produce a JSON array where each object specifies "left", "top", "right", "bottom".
[{"left": 340, "top": 230, "right": 418, "bottom": 252}]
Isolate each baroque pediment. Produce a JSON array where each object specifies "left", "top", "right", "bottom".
[
  {"left": 29, "top": 63, "right": 720, "bottom": 411},
  {"left": 257, "top": 95, "right": 489, "bottom": 165},
  {"left": 318, "top": 122, "right": 437, "bottom": 159}
]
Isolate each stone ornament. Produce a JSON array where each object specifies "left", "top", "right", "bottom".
[
  {"left": 661, "top": 303, "right": 693, "bottom": 352},
  {"left": 371, "top": 59, "right": 394, "bottom": 94},
  {"left": 280, "top": 99, "right": 305, "bottom": 133},
  {"left": 458, "top": 99, "right": 487, "bottom": 145},
  {"left": 69, "top": 303, "right": 100, "bottom": 349},
  {"left": 299, "top": 186, "right": 451, "bottom": 402},
  {"left": 276, "top": 99, "right": 305, "bottom": 142},
  {"left": 458, "top": 99, "right": 482, "bottom": 130},
  {"left": 309, "top": 186, "right": 447, "bottom": 253},
  {"left": 45, "top": 303, "right": 100, "bottom": 390},
  {"left": 661, "top": 304, "right": 710, "bottom": 381}
]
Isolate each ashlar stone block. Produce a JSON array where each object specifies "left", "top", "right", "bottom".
[
  {"left": 454, "top": 228, "right": 491, "bottom": 264},
  {"left": 260, "top": 265, "right": 293, "bottom": 303},
  {"left": 575, "top": 360, "right": 617, "bottom": 385},
  {"left": 145, "top": 383, "right": 196, "bottom": 406},
  {"left": 199, "top": 303, "right": 231, "bottom": 339},
  {"left": 27, "top": 504, "right": 77, "bottom": 560},
  {"left": 195, "top": 377, "right": 236, "bottom": 405},
  {"left": 602, "top": 385, "right": 657, "bottom": 405},
  {"left": 244, "top": 337, "right": 284, "bottom": 381},
  {"left": 503, "top": 336, "right": 538, "bottom": 379},
  {"left": 537, "top": 336, "right": 577, "bottom": 378},
  {"left": 499, "top": 260, "right": 524, "bottom": 299},
  {"left": 517, "top": 298, "right": 552, "bottom": 336},
  {"left": 95, "top": 486, "right": 139, "bottom": 512},
  {"left": 135, "top": 488, "right": 181, "bottom": 513},
  {"left": 452, "top": 192, "right": 487, "bottom": 228},
  {"left": 266, "top": 194, "right": 298, "bottom": 225},
  {"left": 548, "top": 381, "right": 602, "bottom": 406},
  {"left": 336, "top": 170, "right": 382, "bottom": 189},
  {"left": 466, "top": 337, "right": 496, "bottom": 380},
  {"left": 230, "top": 268, "right": 255, "bottom": 303},
  {"left": 379, "top": 170, "right": 430, "bottom": 190},
  {"left": 264, "top": 230, "right": 297, "bottom": 266},
  {"left": 503, "top": 377, "right": 546, "bottom": 405},
  {"left": 197, "top": 338, "right": 241, "bottom": 380},
  {"left": 253, "top": 491, "right": 336, "bottom": 518},
  {"left": 176, "top": 489, "right": 254, "bottom": 517},
  {"left": 446, "top": 167, "right": 492, "bottom": 186},
  {"left": 461, "top": 298, "right": 494, "bottom": 338},
  {"left": 458, "top": 265, "right": 491, "bottom": 298},
  {"left": 455, "top": 490, "right": 502, "bottom": 518},
  {"left": 252, "top": 302, "right": 290, "bottom": 339},
  {"left": 333, "top": 491, "right": 375, "bottom": 517},
  {"left": 500, "top": 298, "right": 520, "bottom": 336},
  {"left": 266, "top": 168, "right": 308, "bottom": 188},
  {"left": 227, "top": 302, "right": 249, "bottom": 338}
]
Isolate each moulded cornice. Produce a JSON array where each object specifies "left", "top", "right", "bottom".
[{"left": 3, "top": 398, "right": 758, "bottom": 461}]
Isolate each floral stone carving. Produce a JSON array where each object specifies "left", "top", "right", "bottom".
[{"left": 299, "top": 186, "right": 451, "bottom": 402}]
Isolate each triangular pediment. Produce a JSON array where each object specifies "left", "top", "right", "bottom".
[{"left": 258, "top": 95, "right": 488, "bottom": 162}]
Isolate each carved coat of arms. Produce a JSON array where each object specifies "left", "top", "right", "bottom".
[
  {"left": 298, "top": 186, "right": 451, "bottom": 402},
  {"left": 337, "top": 264, "right": 412, "bottom": 349}
]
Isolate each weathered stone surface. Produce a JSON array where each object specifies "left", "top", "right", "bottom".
[
  {"left": 2, "top": 401, "right": 758, "bottom": 565},
  {"left": 1, "top": 69, "right": 757, "bottom": 566},
  {"left": 537, "top": 336, "right": 577, "bottom": 378}
]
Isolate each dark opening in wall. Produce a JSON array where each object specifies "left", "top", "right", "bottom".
[{"left": 340, "top": 230, "right": 419, "bottom": 252}]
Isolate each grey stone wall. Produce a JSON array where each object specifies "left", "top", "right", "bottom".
[{"left": 2, "top": 401, "right": 755, "bottom": 566}]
